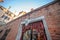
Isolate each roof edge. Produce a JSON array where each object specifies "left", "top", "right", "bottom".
[{"left": 6, "top": 0, "right": 59, "bottom": 25}]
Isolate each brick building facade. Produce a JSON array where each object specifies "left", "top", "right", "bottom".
[{"left": 0, "top": 0, "right": 60, "bottom": 40}]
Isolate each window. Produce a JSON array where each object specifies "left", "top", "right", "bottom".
[
  {"left": 0, "top": 29, "right": 11, "bottom": 40},
  {"left": 7, "top": 17, "right": 10, "bottom": 20},
  {"left": 23, "top": 29, "right": 38, "bottom": 40},
  {"left": 32, "top": 29, "right": 38, "bottom": 40},
  {"left": 1, "top": 15, "right": 10, "bottom": 20},
  {"left": 23, "top": 30, "right": 32, "bottom": 40},
  {"left": 58, "top": 1, "right": 60, "bottom": 5},
  {"left": 0, "top": 30, "right": 3, "bottom": 33},
  {"left": 4, "top": 16, "right": 8, "bottom": 19},
  {"left": 0, "top": 6, "right": 3, "bottom": 10},
  {"left": 1, "top": 15, "right": 5, "bottom": 18}
]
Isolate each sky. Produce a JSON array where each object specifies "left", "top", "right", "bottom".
[{"left": 0, "top": 0, "right": 53, "bottom": 15}]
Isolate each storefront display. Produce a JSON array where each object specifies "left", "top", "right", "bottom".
[{"left": 21, "top": 21, "right": 47, "bottom": 40}]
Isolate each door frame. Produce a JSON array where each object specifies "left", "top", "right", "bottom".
[{"left": 16, "top": 16, "right": 52, "bottom": 40}]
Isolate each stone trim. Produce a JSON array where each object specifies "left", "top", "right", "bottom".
[{"left": 16, "top": 16, "right": 52, "bottom": 40}]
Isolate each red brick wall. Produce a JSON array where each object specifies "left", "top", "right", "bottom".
[
  {"left": 5, "top": 19, "right": 20, "bottom": 40},
  {"left": 20, "top": 1, "right": 60, "bottom": 40},
  {"left": 1, "top": 1, "right": 60, "bottom": 40}
]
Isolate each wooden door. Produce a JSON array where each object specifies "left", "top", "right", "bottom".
[{"left": 20, "top": 21, "right": 47, "bottom": 40}]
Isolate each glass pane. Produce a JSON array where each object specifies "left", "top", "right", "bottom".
[
  {"left": 23, "top": 30, "right": 31, "bottom": 40},
  {"left": 32, "top": 29, "right": 38, "bottom": 40}
]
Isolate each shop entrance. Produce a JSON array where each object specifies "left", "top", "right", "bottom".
[
  {"left": 22, "top": 21, "right": 47, "bottom": 40},
  {"left": 20, "top": 16, "right": 51, "bottom": 40}
]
